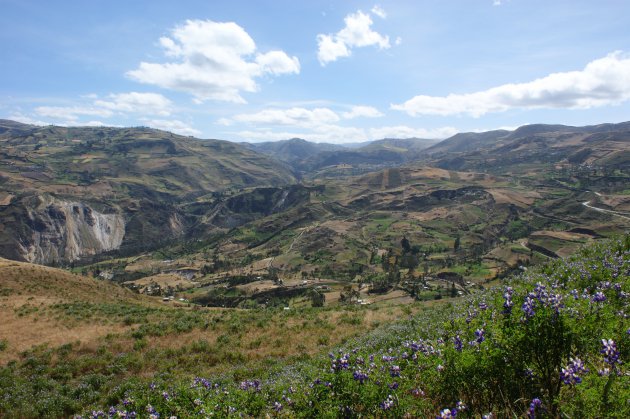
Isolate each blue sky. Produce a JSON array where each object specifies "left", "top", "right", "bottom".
[{"left": 1, "top": 0, "right": 629, "bottom": 143}]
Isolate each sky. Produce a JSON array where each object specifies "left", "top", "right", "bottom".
[{"left": 1, "top": 0, "right": 630, "bottom": 144}]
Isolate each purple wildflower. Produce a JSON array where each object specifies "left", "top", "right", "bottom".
[
  {"left": 438, "top": 408, "right": 457, "bottom": 418},
  {"left": 561, "top": 357, "right": 589, "bottom": 385},
  {"left": 475, "top": 328, "right": 485, "bottom": 344},
  {"left": 601, "top": 339, "right": 621, "bottom": 366},
  {"left": 454, "top": 335, "right": 463, "bottom": 352},
  {"left": 592, "top": 292, "right": 607, "bottom": 303},
  {"left": 380, "top": 395, "right": 395, "bottom": 410},
  {"left": 522, "top": 295, "right": 536, "bottom": 318},
  {"left": 503, "top": 287, "right": 514, "bottom": 314},
  {"left": 353, "top": 370, "right": 369, "bottom": 384},
  {"left": 527, "top": 398, "right": 542, "bottom": 419}
]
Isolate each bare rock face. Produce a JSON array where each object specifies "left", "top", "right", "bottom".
[{"left": 16, "top": 196, "right": 125, "bottom": 264}]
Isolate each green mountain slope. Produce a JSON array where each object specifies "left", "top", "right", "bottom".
[{"left": 0, "top": 121, "right": 296, "bottom": 264}]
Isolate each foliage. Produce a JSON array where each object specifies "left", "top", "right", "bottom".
[{"left": 0, "top": 237, "right": 628, "bottom": 417}]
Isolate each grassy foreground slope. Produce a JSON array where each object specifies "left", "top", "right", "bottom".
[{"left": 1, "top": 237, "right": 628, "bottom": 417}]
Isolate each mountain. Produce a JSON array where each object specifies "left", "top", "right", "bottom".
[
  {"left": 0, "top": 121, "right": 296, "bottom": 264},
  {"left": 423, "top": 122, "right": 630, "bottom": 172},
  {"left": 245, "top": 137, "right": 439, "bottom": 178},
  {"left": 245, "top": 138, "right": 344, "bottom": 171}
]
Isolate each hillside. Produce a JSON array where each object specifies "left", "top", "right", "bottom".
[
  {"left": 0, "top": 120, "right": 296, "bottom": 264},
  {"left": 245, "top": 138, "right": 344, "bottom": 170},
  {"left": 422, "top": 122, "right": 630, "bottom": 173},
  {"left": 0, "top": 257, "right": 161, "bottom": 364},
  {"left": 246, "top": 137, "right": 438, "bottom": 178},
  {"left": 0, "top": 237, "right": 627, "bottom": 417}
]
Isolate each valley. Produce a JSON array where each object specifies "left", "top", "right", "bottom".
[{"left": 0, "top": 119, "right": 628, "bottom": 417}]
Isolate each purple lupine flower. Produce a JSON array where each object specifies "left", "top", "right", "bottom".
[
  {"left": 353, "top": 370, "right": 369, "bottom": 384},
  {"left": 162, "top": 391, "right": 170, "bottom": 401},
  {"left": 438, "top": 408, "right": 456, "bottom": 418},
  {"left": 592, "top": 292, "right": 607, "bottom": 303},
  {"left": 389, "top": 382, "right": 399, "bottom": 390},
  {"left": 527, "top": 398, "right": 542, "bottom": 419},
  {"left": 560, "top": 357, "right": 589, "bottom": 385},
  {"left": 456, "top": 401, "right": 466, "bottom": 411},
  {"left": 411, "top": 388, "right": 424, "bottom": 397},
  {"left": 601, "top": 339, "right": 621, "bottom": 366},
  {"left": 522, "top": 295, "right": 536, "bottom": 318},
  {"left": 503, "top": 287, "right": 514, "bottom": 314},
  {"left": 546, "top": 292, "right": 563, "bottom": 313},
  {"left": 380, "top": 395, "right": 395, "bottom": 410},
  {"left": 273, "top": 401, "right": 283, "bottom": 412},
  {"left": 475, "top": 328, "right": 485, "bottom": 344},
  {"left": 479, "top": 301, "right": 488, "bottom": 310},
  {"left": 454, "top": 335, "right": 463, "bottom": 352},
  {"left": 390, "top": 365, "right": 401, "bottom": 377}
]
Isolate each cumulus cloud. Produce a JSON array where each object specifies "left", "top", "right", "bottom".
[
  {"left": 342, "top": 105, "right": 384, "bottom": 119},
  {"left": 368, "top": 125, "right": 458, "bottom": 139},
  {"left": 232, "top": 107, "right": 340, "bottom": 127},
  {"left": 143, "top": 119, "right": 201, "bottom": 136},
  {"left": 127, "top": 19, "right": 300, "bottom": 103},
  {"left": 371, "top": 5, "right": 387, "bottom": 19},
  {"left": 392, "top": 52, "right": 630, "bottom": 117},
  {"left": 233, "top": 124, "right": 456, "bottom": 143},
  {"left": 8, "top": 113, "right": 52, "bottom": 126},
  {"left": 234, "top": 125, "right": 367, "bottom": 144},
  {"left": 94, "top": 92, "right": 172, "bottom": 116},
  {"left": 317, "top": 9, "right": 391, "bottom": 65},
  {"left": 35, "top": 106, "right": 114, "bottom": 122}
]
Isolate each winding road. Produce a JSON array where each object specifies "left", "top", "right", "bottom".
[{"left": 582, "top": 191, "right": 630, "bottom": 221}]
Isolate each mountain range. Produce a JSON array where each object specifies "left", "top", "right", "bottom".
[{"left": 0, "top": 119, "right": 629, "bottom": 268}]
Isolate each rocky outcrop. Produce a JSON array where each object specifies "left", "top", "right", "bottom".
[{"left": 8, "top": 195, "right": 125, "bottom": 264}]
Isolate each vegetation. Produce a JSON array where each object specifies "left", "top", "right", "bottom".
[{"left": 0, "top": 237, "right": 627, "bottom": 417}]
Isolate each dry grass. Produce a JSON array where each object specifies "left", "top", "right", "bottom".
[{"left": 0, "top": 258, "right": 160, "bottom": 363}]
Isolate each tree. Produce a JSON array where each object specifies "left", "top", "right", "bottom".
[
  {"left": 309, "top": 289, "right": 325, "bottom": 307},
  {"left": 401, "top": 236, "right": 411, "bottom": 254},
  {"left": 454, "top": 236, "right": 461, "bottom": 252}
]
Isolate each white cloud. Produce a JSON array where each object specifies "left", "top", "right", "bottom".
[
  {"left": 369, "top": 125, "right": 458, "bottom": 139},
  {"left": 94, "top": 92, "right": 172, "bottom": 116},
  {"left": 342, "top": 105, "right": 384, "bottom": 119},
  {"left": 81, "top": 121, "right": 108, "bottom": 127},
  {"left": 35, "top": 106, "right": 114, "bottom": 121},
  {"left": 230, "top": 120, "right": 457, "bottom": 143},
  {"left": 33, "top": 91, "right": 174, "bottom": 124},
  {"left": 233, "top": 125, "right": 367, "bottom": 144},
  {"left": 216, "top": 117, "right": 234, "bottom": 126},
  {"left": 255, "top": 50, "right": 300, "bottom": 75},
  {"left": 317, "top": 10, "right": 391, "bottom": 65},
  {"left": 8, "top": 113, "right": 51, "bottom": 126},
  {"left": 127, "top": 19, "right": 300, "bottom": 103},
  {"left": 144, "top": 119, "right": 201, "bottom": 136},
  {"left": 232, "top": 107, "right": 340, "bottom": 127},
  {"left": 392, "top": 52, "right": 630, "bottom": 117},
  {"left": 371, "top": 5, "right": 387, "bottom": 19}
]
